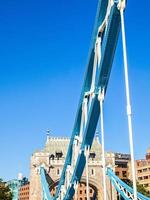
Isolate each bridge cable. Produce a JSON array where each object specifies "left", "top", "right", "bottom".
[
  {"left": 85, "top": 146, "right": 90, "bottom": 200},
  {"left": 98, "top": 88, "right": 107, "bottom": 200},
  {"left": 74, "top": 181, "right": 78, "bottom": 200},
  {"left": 118, "top": 1, "right": 138, "bottom": 200}
]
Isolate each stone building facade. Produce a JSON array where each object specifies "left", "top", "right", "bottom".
[
  {"left": 29, "top": 136, "right": 116, "bottom": 200},
  {"left": 114, "top": 153, "right": 131, "bottom": 180},
  {"left": 19, "top": 182, "right": 30, "bottom": 200},
  {"left": 7, "top": 176, "right": 29, "bottom": 200},
  {"left": 128, "top": 148, "right": 150, "bottom": 192},
  {"left": 135, "top": 148, "right": 150, "bottom": 192}
]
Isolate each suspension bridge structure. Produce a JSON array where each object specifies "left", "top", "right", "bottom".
[{"left": 38, "top": 0, "right": 150, "bottom": 199}]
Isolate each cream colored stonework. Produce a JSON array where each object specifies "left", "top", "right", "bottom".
[
  {"left": 128, "top": 148, "right": 150, "bottom": 192},
  {"left": 29, "top": 136, "right": 116, "bottom": 200}
]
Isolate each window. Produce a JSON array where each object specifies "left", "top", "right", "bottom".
[
  {"left": 89, "top": 152, "right": 96, "bottom": 160},
  {"left": 80, "top": 190, "right": 82, "bottom": 194},
  {"left": 144, "top": 184, "right": 149, "bottom": 187},
  {"left": 138, "top": 170, "right": 142, "bottom": 173},
  {"left": 90, "top": 189, "right": 92, "bottom": 193},
  {"left": 116, "top": 171, "right": 119, "bottom": 176},
  {"left": 49, "top": 154, "right": 55, "bottom": 161},
  {"left": 57, "top": 168, "right": 60, "bottom": 175},
  {"left": 55, "top": 151, "right": 63, "bottom": 160},
  {"left": 91, "top": 169, "right": 95, "bottom": 176},
  {"left": 143, "top": 168, "right": 147, "bottom": 172},
  {"left": 122, "top": 171, "right": 127, "bottom": 177}
]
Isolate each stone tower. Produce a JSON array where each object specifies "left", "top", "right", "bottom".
[{"left": 29, "top": 136, "right": 116, "bottom": 200}]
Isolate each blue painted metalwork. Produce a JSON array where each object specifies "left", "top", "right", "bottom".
[
  {"left": 39, "top": 0, "right": 150, "bottom": 199},
  {"left": 40, "top": 167, "right": 53, "bottom": 200},
  {"left": 53, "top": 1, "right": 121, "bottom": 199},
  {"left": 107, "top": 168, "right": 150, "bottom": 200},
  {"left": 40, "top": 0, "right": 122, "bottom": 199}
]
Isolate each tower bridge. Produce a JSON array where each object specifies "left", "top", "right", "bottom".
[
  {"left": 30, "top": 136, "right": 115, "bottom": 200},
  {"left": 30, "top": 0, "right": 150, "bottom": 199}
]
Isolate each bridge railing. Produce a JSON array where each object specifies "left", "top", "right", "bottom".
[{"left": 107, "top": 168, "right": 150, "bottom": 200}]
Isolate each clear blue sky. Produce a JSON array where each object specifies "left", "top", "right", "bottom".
[{"left": 0, "top": 0, "right": 150, "bottom": 181}]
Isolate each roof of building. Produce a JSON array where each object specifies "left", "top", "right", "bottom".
[
  {"left": 40, "top": 136, "right": 102, "bottom": 161},
  {"left": 115, "top": 152, "right": 131, "bottom": 160}
]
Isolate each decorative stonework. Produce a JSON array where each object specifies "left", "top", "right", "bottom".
[{"left": 29, "top": 136, "right": 116, "bottom": 200}]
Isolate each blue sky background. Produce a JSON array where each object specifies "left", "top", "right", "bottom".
[{"left": 0, "top": 0, "right": 150, "bottom": 180}]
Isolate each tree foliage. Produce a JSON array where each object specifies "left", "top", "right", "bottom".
[
  {"left": 136, "top": 183, "right": 150, "bottom": 197},
  {"left": 0, "top": 179, "right": 12, "bottom": 200}
]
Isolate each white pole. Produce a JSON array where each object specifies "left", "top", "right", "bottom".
[
  {"left": 98, "top": 89, "right": 107, "bottom": 200},
  {"left": 79, "top": 97, "right": 88, "bottom": 142},
  {"left": 84, "top": 97, "right": 88, "bottom": 126},
  {"left": 119, "top": 193, "right": 121, "bottom": 200},
  {"left": 91, "top": 47, "right": 98, "bottom": 92},
  {"left": 66, "top": 165, "right": 70, "bottom": 189},
  {"left": 85, "top": 146, "right": 90, "bottom": 200},
  {"left": 74, "top": 181, "right": 78, "bottom": 200},
  {"left": 120, "top": 6, "right": 137, "bottom": 200},
  {"left": 79, "top": 112, "right": 84, "bottom": 141}
]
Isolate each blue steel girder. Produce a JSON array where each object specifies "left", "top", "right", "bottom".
[
  {"left": 40, "top": 167, "right": 53, "bottom": 200},
  {"left": 54, "top": 0, "right": 111, "bottom": 196},
  {"left": 107, "top": 168, "right": 150, "bottom": 200},
  {"left": 53, "top": 0, "right": 121, "bottom": 199},
  {"left": 62, "top": 6, "right": 121, "bottom": 200}
]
